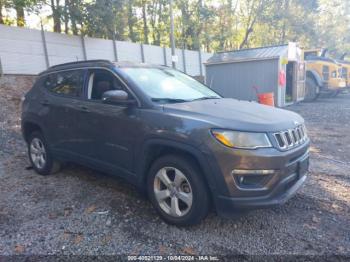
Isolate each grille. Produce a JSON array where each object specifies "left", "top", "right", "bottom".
[{"left": 274, "top": 125, "right": 307, "bottom": 150}]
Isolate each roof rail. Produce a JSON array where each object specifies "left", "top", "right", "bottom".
[
  {"left": 48, "top": 59, "right": 112, "bottom": 70},
  {"left": 216, "top": 43, "right": 288, "bottom": 54}
]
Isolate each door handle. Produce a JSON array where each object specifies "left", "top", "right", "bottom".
[
  {"left": 80, "top": 106, "right": 90, "bottom": 113},
  {"left": 40, "top": 100, "right": 50, "bottom": 106}
]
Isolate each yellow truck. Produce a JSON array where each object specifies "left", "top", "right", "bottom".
[
  {"left": 304, "top": 49, "right": 346, "bottom": 101},
  {"left": 336, "top": 54, "right": 350, "bottom": 88}
]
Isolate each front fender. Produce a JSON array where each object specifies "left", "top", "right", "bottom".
[
  {"left": 307, "top": 69, "right": 324, "bottom": 87},
  {"left": 135, "top": 138, "right": 218, "bottom": 196}
]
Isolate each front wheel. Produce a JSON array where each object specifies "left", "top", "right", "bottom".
[
  {"left": 147, "top": 155, "right": 210, "bottom": 226},
  {"left": 304, "top": 76, "right": 320, "bottom": 102}
]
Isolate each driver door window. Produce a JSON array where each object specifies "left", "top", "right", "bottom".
[{"left": 87, "top": 69, "right": 124, "bottom": 100}]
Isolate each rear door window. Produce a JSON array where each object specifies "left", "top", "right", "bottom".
[{"left": 44, "top": 70, "right": 85, "bottom": 97}]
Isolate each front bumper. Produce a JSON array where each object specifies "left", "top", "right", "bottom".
[
  {"left": 322, "top": 80, "right": 347, "bottom": 91},
  {"left": 215, "top": 170, "right": 307, "bottom": 217},
  {"left": 202, "top": 138, "right": 310, "bottom": 217}
]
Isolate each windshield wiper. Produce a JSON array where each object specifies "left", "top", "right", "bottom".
[
  {"left": 191, "top": 96, "right": 221, "bottom": 101},
  {"left": 151, "top": 98, "right": 189, "bottom": 103}
]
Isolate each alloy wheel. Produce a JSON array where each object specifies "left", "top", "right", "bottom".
[
  {"left": 30, "top": 138, "right": 47, "bottom": 169},
  {"left": 153, "top": 167, "right": 193, "bottom": 217}
]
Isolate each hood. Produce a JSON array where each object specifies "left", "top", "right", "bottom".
[{"left": 162, "top": 98, "right": 304, "bottom": 132}]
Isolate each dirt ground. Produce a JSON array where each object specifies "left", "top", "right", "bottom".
[{"left": 0, "top": 77, "right": 349, "bottom": 258}]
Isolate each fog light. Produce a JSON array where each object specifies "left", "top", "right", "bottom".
[
  {"left": 232, "top": 169, "right": 275, "bottom": 189},
  {"left": 232, "top": 169, "right": 275, "bottom": 175}
]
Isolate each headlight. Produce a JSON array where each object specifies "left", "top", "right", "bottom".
[{"left": 211, "top": 129, "right": 272, "bottom": 149}]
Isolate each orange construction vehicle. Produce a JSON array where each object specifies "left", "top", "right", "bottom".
[
  {"left": 336, "top": 53, "right": 350, "bottom": 88},
  {"left": 304, "top": 49, "right": 346, "bottom": 101}
]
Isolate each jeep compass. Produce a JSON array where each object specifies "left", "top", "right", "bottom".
[{"left": 21, "top": 60, "right": 310, "bottom": 226}]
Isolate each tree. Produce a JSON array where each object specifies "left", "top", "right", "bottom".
[
  {"left": 315, "top": 0, "right": 350, "bottom": 57},
  {"left": 2, "top": 0, "right": 350, "bottom": 56},
  {"left": 68, "top": 0, "right": 83, "bottom": 35},
  {"left": 48, "top": 0, "right": 62, "bottom": 32},
  {"left": 141, "top": 0, "right": 149, "bottom": 44},
  {"left": 0, "top": 0, "right": 5, "bottom": 24},
  {"left": 238, "top": 0, "right": 266, "bottom": 49},
  {"left": 127, "top": 0, "right": 138, "bottom": 42},
  {"left": 6, "top": 0, "right": 37, "bottom": 26}
]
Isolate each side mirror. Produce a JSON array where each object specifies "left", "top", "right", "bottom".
[{"left": 102, "top": 90, "right": 135, "bottom": 105}]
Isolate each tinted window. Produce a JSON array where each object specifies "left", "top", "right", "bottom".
[
  {"left": 45, "top": 70, "right": 85, "bottom": 97},
  {"left": 87, "top": 69, "right": 124, "bottom": 100}
]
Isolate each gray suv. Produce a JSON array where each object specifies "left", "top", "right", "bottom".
[{"left": 21, "top": 60, "right": 310, "bottom": 226}]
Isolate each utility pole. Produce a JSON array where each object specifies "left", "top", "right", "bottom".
[{"left": 169, "top": 0, "right": 176, "bottom": 68}]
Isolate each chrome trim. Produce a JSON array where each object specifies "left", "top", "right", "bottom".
[
  {"left": 232, "top": 169, "right": 275, "bottom": 175},
  {"left": 273, "top": 125, "right": 307, "bottom": 150}
]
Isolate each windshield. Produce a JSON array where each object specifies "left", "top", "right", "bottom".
[{"left": 120, "top": 67, "right": 221, "bottom": 102}]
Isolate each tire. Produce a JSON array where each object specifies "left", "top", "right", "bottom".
[
  {"left": 331, "top": 90, "right": 340, "bottom": 97},
  {"left": 28, "top": 131, "right": 61, "bottom": 176},
  {"left": 147, "top": 154, "right": 210, "bottom": 226},
  {"left": 304, "top": 76, "right": 320, "bottom": 102}
]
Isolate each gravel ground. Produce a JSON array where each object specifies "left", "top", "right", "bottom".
[{"left": 0, "top": 80, "right": 349, "bottom": 257}]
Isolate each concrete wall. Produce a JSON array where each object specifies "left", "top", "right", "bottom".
[{"left": 0, "top": 24, "right": 211, "bottom": 77}]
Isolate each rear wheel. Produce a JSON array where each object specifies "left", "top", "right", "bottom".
[
  {"left": 147, "top": 155, "right": 210, "bottom": 226},
  {"left": 28, "top": 131, "right": 61, "bottom": 175},
  {"left": 304, "top": 76, "right": 320, "bottom": 102}
]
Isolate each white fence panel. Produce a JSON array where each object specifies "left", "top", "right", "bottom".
[
  {"left": 185, "top": 50, "right": 200, "bottom": 76},
  {"left": 0, "top": 25, "right": 211, "bottom": 76},
  {"left": 175, "top": 48, "right": 184, "bottom": 72},
  {"left": 85, "top": 37, "right": 114, "bottom": 61},
  {"left": 165, "top": 47, "right": 172, "bottom": 67},
  {"left": 116, "top": 41, "right": 142, "bottom": 62},
  {"left": 0, "top": 24, "right": 42, "bottom": 42},
  {"left": 45, "top": 32, "right": 84, "bottom": 66},
  {"left": 0, "top": 25, "right": 46, "bottom": 74},
  {"left": 164, "top": 47, "right": 185, "bottom": 71},
  {"left": 143, "top": 44, "right": 164, "bottom": 65},
  {"left": 0, "top": 53, "right": 46, "bottom": 75}
]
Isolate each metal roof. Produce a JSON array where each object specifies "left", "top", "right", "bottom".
[
  {"left": 305, "top": 55, "right": 336, "bottom": 63},
  {"left": 206, "top": 44, "right": 289, "bottom": 65},
  {"left": 337, "top": 59, "right": 350, "bottom": 65}
]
